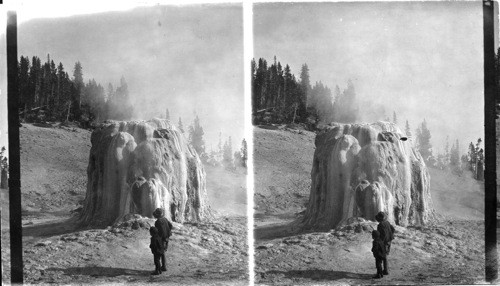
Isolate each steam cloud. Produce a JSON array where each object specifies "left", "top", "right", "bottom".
[
  {"left": 254, "top": 2, "right": 484, "bottom": 155},
  {"left": 8, "top": 4, "right": 244, "bottom": 151}
]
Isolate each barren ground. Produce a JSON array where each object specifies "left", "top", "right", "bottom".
[
  {"left": 1, "top": 123, "right": 248, "bottom": 285},
  {"left": 253, "top": 125, "right": 490, "bottom": 285}
]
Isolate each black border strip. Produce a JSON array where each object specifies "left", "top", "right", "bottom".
[
  {"left": 2, "top": 2, "right": 498, "bottom": 285},
  {"left": 7, "top": 11, "right": 22, "bottom": 284},
  {"left": 483, "top": 0, "right": 498, "bottom": 282}
]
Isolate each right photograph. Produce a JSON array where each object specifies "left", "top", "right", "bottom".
[{"left": 252, "top": 2, "right": 486, "bottom": 285}]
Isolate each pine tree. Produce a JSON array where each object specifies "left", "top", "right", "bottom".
[
  {"left": 415, "top": 119, "right": 432, "bottom": 162},
  {"left": 188, "top": 115, "right": 205, "bottom": 156},
  {"left": 473, "top": 138, "right": 483, "bottom": 180},
  {"left": 0, "top": 146, "right": 7, "bottom": 189},
  {"left": 240, "top": 139, "right": 247, "bottom": 168},
  {"left": 30, "top": 56, "right": 42, "bottom": 108},
  {"left": 283, "top": 64, "right": 292, "bottom": 112},
  {"left": 18, "top": 56, "right": 31, "bottom": 119},
  {"left": 56, "top": 62, "right": 66, "bottom": 119},
  {"left": 450, "top": 139, "right": 460, "bottom": 167},
  {"left": 467, "top": 142, "right": 476, "bottom": 172},
  {"left": 178, "top": 117, "right": 184, "bottom": 133},
  {"left": 405, "top": 120, "right": 411, "bottom": 138},
  {"left": 115, "top": 76, "right": 129, "bottom": 98},
  {"left": 73, "top": 61, "right": 84, "bottom": 108},
  {"left": 48, "top": 59, "right": 57, "bottom": 119},
  {"left": 393, "top": 111, "right": 397, "bottom": 124},
  {"left": 0, "top": 146, "right": 8, "bottom": 170},
  {"left": 218, "top": 131, "right": 223, "bottom": 159},
  {"left": 310, "top": 81, "right": 334, "bottom": 123},
  {"left": 223, "top": 136, "right": 233, "bottom": 167},
  {"left": 300, "top": 63, "right": 311, "bottom": 107},
  {"left": 251, "top": 58, "right": 258, "bottom": 114},
  {"left": 165, "top": 109, "right": 170, "bottom": 120},
  {"left": 106, "top": 76, "right": 133, "bottom": 120},
  {"left": 106, "top": 83, "right": 114, "bottom": 100},
  {"left": 332, "top": 80, "right": 358, "bottom": 123}
]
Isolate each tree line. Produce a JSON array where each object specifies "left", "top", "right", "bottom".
[
  {"left": 405, "top": 118, "right": 483, "bottom": 181},
  {"left": 251, "top": 56, "right": 358, "bottom": 126},
  {"left": 17, "top": 54, "right": 134, "bottom": 125},
  {"left": 164, "top": 110, "right": 247, "bottom": 169}
]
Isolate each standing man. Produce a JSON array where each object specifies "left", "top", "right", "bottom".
[
  {"left": 375, "top": 211, "right": 395, "bottom": 275},
  {"left": 153, "top": 208, "right": 173, "bottom": 272}
]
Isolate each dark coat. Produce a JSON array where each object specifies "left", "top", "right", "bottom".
[
  {"left": 155, "top": 217, "right": 173, "bottom": 242},
  {"left": 150, "top": 234, "right": 165, "bottom": 255},
  {"left": 372, "top": 238, "right": 387, "bottom": 258},
  {"left": 377, "top": 220, "right": 395, "bottom": 244}
]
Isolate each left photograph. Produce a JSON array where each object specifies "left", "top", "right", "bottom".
[{"left": 1, "top": 3, "right": 247, "bottom": 284}]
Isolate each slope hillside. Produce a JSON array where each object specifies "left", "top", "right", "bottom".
[
  {"left": 2, "top": 123, "right": 248, "bottom": 284},
  {"left": 428, "top": 167, "right": 483, "bottom": 220},
  {"left": 253, "top": 126, "right": 315, "bottom": 218},
  {"left": 20, "top": 123, "right": 90, "bottom": 219},
  {"left": 254, "top": 126, "right": 486, "bottom": 285}
]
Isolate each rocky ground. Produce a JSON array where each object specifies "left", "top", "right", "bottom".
[
  {"left": 18, "top": 216, "right": 247, "bottom": 285},
  {"left": 1, "top": 122, "right": 248, "bottom": 285},
  {"left": 255, "top": 216, "right": 484, "bottom": 285},
  {"left": 253, "top": 125, "right": 491, "bottom": 285}
]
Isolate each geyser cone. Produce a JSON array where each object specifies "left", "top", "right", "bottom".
[
  {"left": 303, "top": 122, "right": 434, "bottom": 230},
  {"left": 80, "top": 118, "right": 210, "bottom": 226}
]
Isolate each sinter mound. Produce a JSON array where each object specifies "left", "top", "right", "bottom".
[
  {"left": 303, "top": 121, "right": 435, "bottom": 229},
  {"left": 80, "top": 118, "right": 210, "bottom": 227}
]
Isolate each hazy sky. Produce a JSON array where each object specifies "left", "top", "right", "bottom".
[
  {"left": 255, "top": 2, "right": 484, "bottom": 155},
  {"left": 0, "top": 4, "right": 245, "bottom": 152},
  {"left": 0, "top": 1, "right": 491, "bottom": 157}
]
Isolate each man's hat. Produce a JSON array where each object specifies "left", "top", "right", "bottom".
[{"left": 153, "top": 208, "right": 164, "bottom": 218}]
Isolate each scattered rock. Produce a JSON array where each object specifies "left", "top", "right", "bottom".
[
  {"left": 35, "top": 241, "right": 51, "bottom": 247},
  {"left": 283, "top": 238, "right": 300, "bottom": 245},
  {"left": 256, "top": 243, "right": 273, "bottom": 250},
  {"left": 202, "top": 236, "right": 214, "bottom": 243},
  {"left": 60, "top": 235, "right": 78, "bottom": 242},
  {"left": 131, "top": 221, "right": 140, "bottom": 230}
]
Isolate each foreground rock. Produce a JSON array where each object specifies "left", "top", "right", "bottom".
[
  {"left": 304, "top": 122, "right": 434, "bottom": 229},
  {"left": 80, "top": 118, "right": 210, "bottom": 227}
]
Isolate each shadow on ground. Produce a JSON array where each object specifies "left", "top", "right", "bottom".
[
  {"left": 254, "top": 214, "right": 327, "bottom": 240},
  {"left": 265, "top": 269, "right": 373, "bottom": 281},
  {"left": 47, "top": 266, "right": 150, "bottom": 278},
  {"left": 23, "top": 217, "right": 84, "bottom": 238},
  {"left": 254, "top": 213, "right": 306, "bottom": 240},
  {"left": 254, "top": 222, "right": 300, "bottom": 240}
]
